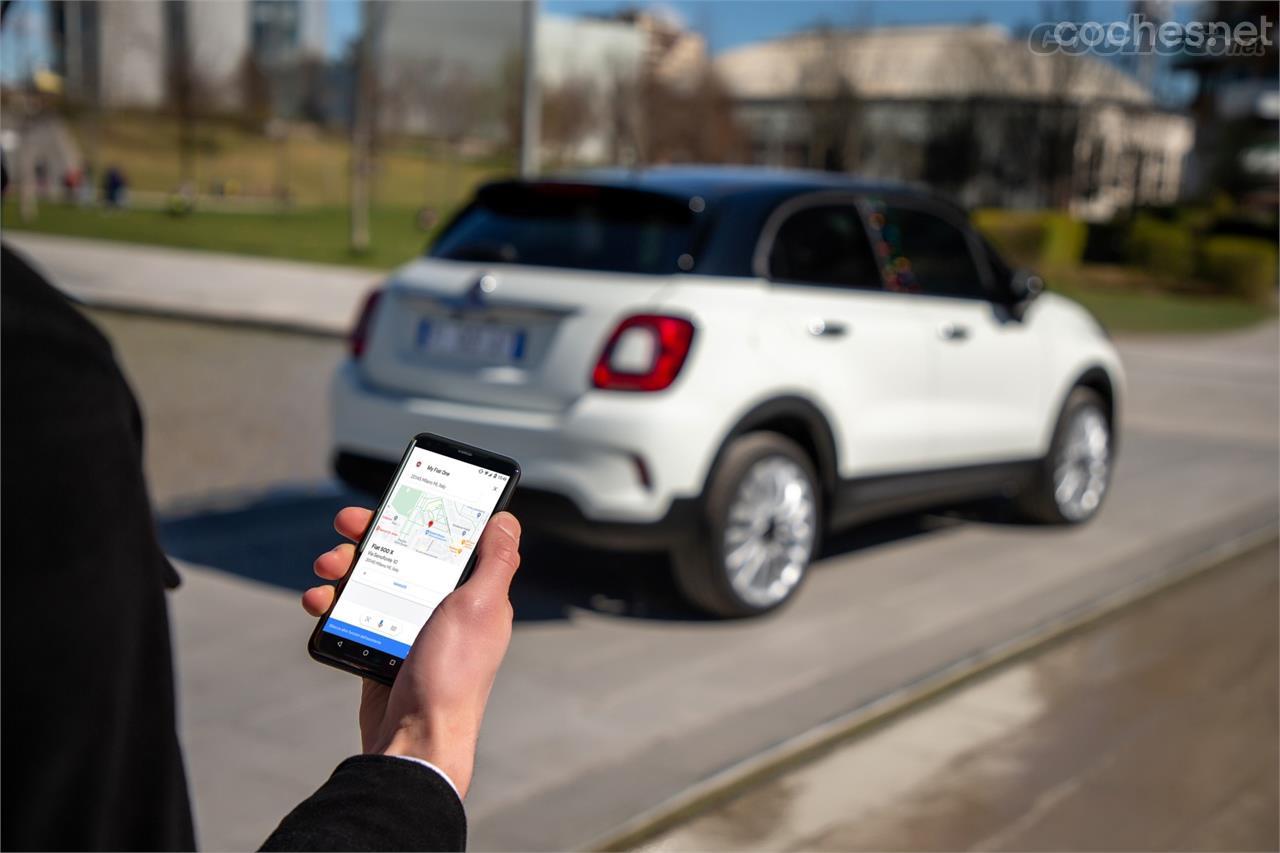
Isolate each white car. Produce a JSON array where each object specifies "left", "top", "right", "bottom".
[{"left": 333, "top": 167, "right": 1123, "bottom": 617}]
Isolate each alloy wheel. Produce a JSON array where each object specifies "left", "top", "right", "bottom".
[
  {"left": 1052, "top": 405, "right": 1111, "bottom": 521},
  {"left": 722, "top": 455, "right": 817, "bottom": 608}
]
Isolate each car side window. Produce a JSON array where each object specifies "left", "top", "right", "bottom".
[
  {"left": 866, "top": 203, "right": 989, "bottom": 300},
  {"left": 767, "top": 204, "right": 882, "bottom": 290}
]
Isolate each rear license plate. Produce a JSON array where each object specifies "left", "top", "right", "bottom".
[{"left": 413, "top": 317, "right": 527, "bottom": 363}]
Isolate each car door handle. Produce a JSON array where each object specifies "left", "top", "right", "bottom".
[
  {"left": 937, "top": 321, "right": 970, "bottom": 341},
  {"left": 808, "top": 319, "right": 848, "bottom": 338}
]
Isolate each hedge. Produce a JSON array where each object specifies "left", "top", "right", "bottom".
[
  {"left": 1198, "top": 236, "right": 1278, "bottom": 305},
  {"left": 1126, "top": 214, "right": 1198, "bottom": 281},
  {"left": 972, "top": 209, "right": 1087, "bottom": 269}
]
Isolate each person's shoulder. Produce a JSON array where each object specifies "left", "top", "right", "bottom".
[{"left": 2, "top": 242, "right": 114, "bottom": 356}]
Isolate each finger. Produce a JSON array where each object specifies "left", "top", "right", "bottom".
[
  {"left": 462, "top": 512, "right": 522, "bottom": 597},
  {"left": 301, "top": 585, "right": 336, "bottom": 617},
  {"left": 314, "top": 543, "right": 355, "bottom": 580},
  {"left": 335, "top": 507, "right": 373, "bottom": 542}
]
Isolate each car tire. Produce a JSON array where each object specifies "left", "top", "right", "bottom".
[
  {"left": 1014, "top": 386, "right": 1113, "bottom": 525},
  {"left": 672, "top": 432, "right": 822, "bottom": 618}
]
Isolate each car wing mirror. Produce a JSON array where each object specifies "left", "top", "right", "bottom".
[{"left": 1009, "top": 269, "right": 1045, "bottom": 303}]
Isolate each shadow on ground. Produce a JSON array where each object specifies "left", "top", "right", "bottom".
[{"left": 159, "top": 483, "right": 952, "bottom": 623}]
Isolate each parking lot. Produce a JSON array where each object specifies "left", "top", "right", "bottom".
[{"left": 90, "top": 308, "right": 1278, "bottom": 851}]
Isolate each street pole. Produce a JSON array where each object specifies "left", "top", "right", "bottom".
[
  {"left": 349, "top": 0, "right": 377, "bottom": 253},
  {"left": 18, "top": 3, "right": 36, "bottom": 220},
  {"left": 65, "top": 0, "right": 81, "bottom": 101},
  {"left": 519, "top": 0, "right": 540, "bottom": 178}
]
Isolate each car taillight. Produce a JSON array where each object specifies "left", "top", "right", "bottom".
[
  {"left": 592, "top": 315, "right": 695, "bottom": 391},
  {"left": 350, "top": 289, "right": 382, "bottom": 359}
]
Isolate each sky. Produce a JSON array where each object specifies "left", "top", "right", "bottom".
[
  {"left": 325, "top": 1, "right": 1170, "bottom": 57},
  {"left": 541, "top": 0, "right": 1138, "bottom": 53}
]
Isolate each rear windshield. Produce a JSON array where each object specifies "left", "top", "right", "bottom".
[{"left": 430, "top": 182, "right": 697, "bottom": 275}]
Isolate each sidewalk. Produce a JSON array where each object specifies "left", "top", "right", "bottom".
[
  {"left": 638, "top": 539, "right": 1279, "bottom": 852},
  {"left": 5, "top": 232, "right": 377, "bottom": 335}
]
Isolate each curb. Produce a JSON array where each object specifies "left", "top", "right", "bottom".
[
  {"left": 6, "top": 232, "right": 371, "bottom": 338},
  {"left": 586, "top": 509, "right": 1280, "bottom": 852},
  {"left": 79, "top": 299, "right": 348, "bottom": 340}
]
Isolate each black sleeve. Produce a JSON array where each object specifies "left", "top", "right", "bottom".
[
  {"left": 260, "top": 756, "right": 467, "bottom": 852},
  {"left": 0, "top": 245, "right": 196, "bottom": 851}
]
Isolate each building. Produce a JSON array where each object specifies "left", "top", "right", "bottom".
[
  {"left": 251, "top": 0, "right": 325, "bottom": 68},
  {"left": 48, "top": 0, "right": 324, "bottom": 115},
  {"left": 1175, "top": 1, "right": 1279, "bottom": 208},
  {"left": 249, "top": 0, "right": 329, "bottom": 120},
  {"left": 714, "top": 25, "right": 1193, "bottom": 218},
  {"left": 48, "top": 0, "right": 166, "bottom": 108},
  {"left": 182, "top": 0, "right": 250, "bottom": 112},
  {"left": 596, "top": 8, "right": 708, "bottom": 90}
]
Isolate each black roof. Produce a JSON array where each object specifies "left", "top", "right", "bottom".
[
  {"left": 545, "top": 165, "right": 926, "bottom": 203},
  {"left": 460, "top": 166, "right": 964, "bottom": 278}
]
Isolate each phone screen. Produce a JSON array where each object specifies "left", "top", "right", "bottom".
[{"left": 320, "top": 445, "right": 511, "bottom": 661}]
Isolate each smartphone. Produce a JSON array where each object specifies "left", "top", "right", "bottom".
[{"left": 309, "top": 432, "right": 520, "bottom": 684}]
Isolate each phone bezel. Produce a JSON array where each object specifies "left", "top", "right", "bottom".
[{"left": 307, "top": 432, "right": 521, "bottom": 685}]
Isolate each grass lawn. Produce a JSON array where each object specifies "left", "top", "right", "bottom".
[
  {"left": 1054, "top": 282, "right": 1274, "bottom": 333},
  {"left": 2, "top": 200, "right": 434, "bottom": 269},
  {"left": 1048, "top": 265, "right": 1276, "bottom": 334},
  {"left": 68, "top": 112, "right": 507, "bottom": 208},
  {"left": 4, "top": 113, "right": 507, "bottom": 269}
]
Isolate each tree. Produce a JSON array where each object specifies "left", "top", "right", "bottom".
[
  {"left": 163, "top": 0, "right": 209, "bottom": 190},
  {"left": 607, "top": 65, "right": 746, "bottom": 166},
  {"left": 349, "top": 0, "right": 384, "bottom": 253},
  {"left": 239, "top": 54, "right": 273, "bottom": 130},
  {"left": 795, "top": 24, "right": 863, "bottom": 173},
  {"left": 541, "top": 75, "right": 595, "bottom": 165}
]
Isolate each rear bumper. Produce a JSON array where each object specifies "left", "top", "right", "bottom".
[
  {"left": 334, "top": 450, "right": 701, "bottom": 551},
  {"left": 331, "top": 360, "right": 717, "bottom": 524}
]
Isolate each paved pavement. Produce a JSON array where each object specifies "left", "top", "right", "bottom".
[
  {"left": 6, "top": 232, "right": 377, "bottom": 335},
  {"left": 639, "top": 540, "right": 1279, "bottom": 852},
  {"left": 82, "top": 306, "right": 1279, "bottom": 852}
]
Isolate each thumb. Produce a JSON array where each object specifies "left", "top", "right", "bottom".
[{"left": 461, "top": 512, "right": 521, "bottom": 599}]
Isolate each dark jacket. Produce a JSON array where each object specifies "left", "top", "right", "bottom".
[{"left": 0, "top": 245, "right": 465, "bottom": 852}]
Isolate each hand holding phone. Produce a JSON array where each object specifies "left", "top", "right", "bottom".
[
  {"left": 302, "top": 433, "right": 522, "bottom": 798},
  {"left": 303, "top": 506, "right": 521, "bottom": 798},
  {"left": 308, "top": 433, "right": 520, "bottom": 684}
]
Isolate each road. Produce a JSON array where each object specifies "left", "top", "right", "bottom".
[
  {"left": 639, "top": 540, "right": 1279, "bottom": 852},
  {"left": 88, "top": 309, "right": 1278, "bottom": 851}
]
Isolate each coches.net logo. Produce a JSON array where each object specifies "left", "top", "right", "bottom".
[{"left": 1029, "top": 13, "right": 1274, "bottom": 57}]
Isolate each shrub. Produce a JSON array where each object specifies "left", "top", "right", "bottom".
[
  {"left": 1041, "top": 213, "right": 1087, "bottom": 268},
  {"left": 1126, "top": 214, "right": 1197, "bottom": 282},
  {"left": 1198, "top": 237, "right": 1278, "bottom": 305},
  {"left": 972, "top": 210, "right": 1042, "bottom": 267},
  {"left": 1082, "top": 220, "right": 1128, "bottom": 264},
  {"left": 972, "top": 209, "right": 1087, "bottom": 269}
]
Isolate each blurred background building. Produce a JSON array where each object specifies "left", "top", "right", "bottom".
[
  {"left": 47, "top": 0, "right": 168, "bottom": 107},
  {"left": 716, "top": 24, "right": 1191, "bottom": 218},
  {"left": 1177, "top": 0, "right": 1280, "bottom": 212},
  {"left": 36, "top": 0, "right": 1216, "bottom": 212},
  {"left": 48, "top": 0, "right": 326, "bottom": 114}
]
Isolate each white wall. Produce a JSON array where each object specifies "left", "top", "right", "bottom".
[
  {"left": 188, "top": 0, "right": 250, "bottom": 110},
  {"left": 99, "top": 0, "right": 166, "bottom": 108},
  {"left": 537, "top": 14, "right": 644, "bottom": 88}
]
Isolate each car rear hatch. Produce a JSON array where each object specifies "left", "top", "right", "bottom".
[{"left": 356, "top": 181, "right": 701, "bottom": 413}]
